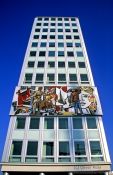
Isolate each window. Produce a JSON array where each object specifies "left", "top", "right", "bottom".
[
  {"left": 59, "top": 142, "right": 70, "bottom": 155},
  {"left": 58, "top": 74, "right": 66, "bottom": 81},
  {"left": 44, "top": 17, "right": 49, "bottom": 21},
  {"left": 58, "top": 42, "right": 64, "bottom": 47},
  {"left": 58, "top": 29, "right": 63, "bottom": 32},
  {"left": 33, "top": 35, "right": 39, "bottom": 39},
  {"left": 59, "top": 118, "right": 68, "bottom": 129},
  {"left": 58, "top": 51, "right": 64, "bottom": 57},
  {"left": 41, "top": 35, "right": 47, "bottom": 39},
  {"left": 11, "top": 141, "right": 22, "bottom": 155},
  {"left": 58, "top": 62, "right": 65, "bottom": 68},
  {"left": 50, "top": 29, "right": 55, "bottom": 32},
  {"left": 43, "top": 142, "right": 54, "bottom": 156},
  {"left": 47, "top": 74, "right": 55, "bottom": 82},
  {"left": 74, "top": 35, "right": 80, "bottom": 39},
  {"left": 30, "top": 51, "right": 36, "bottom": 57},
  {"left": 51, "top": 17, "right": 55, "bottom": 21},
  {"left": 73, "top": 118, "right": 83, "bottom": 129},
  {"left": 25, "top": 73, "right": 32, "bottom": 83},
  {"left": 69, "top": 74, "right": 77, "bottom": 81},
  {"left": 71, "top": 18, "right": 76, "bottom": 21},
  {"left": 48, "top": 51, "right": 55, "bottom": 57},
  {"left": 44, "top": 118, "right": 54, "bottom": 129},
  {"left": 73, "top": 29, "right": 78, "bottom": 33},
  {"left": 64, "top": 18, "right": 69, "bottom": 21},
  {"left": 28, "top": 61, "right": 35, "bottom": 68},
  {"left": 58, "top": 18, "right": 62, "bottom": 21},
  {"left": 39, "top": 51, "right": 46, "bottom": 56},
  {"left": 65, "top": 23, "right": 70, "bottom": 26},
  {"left": 37, "top": 61, "right": 45, "bottom": 67},
  {"left": 16, "top": 118, "right": 26, "bottom": 129},
  {"left": 27, "top": 141, "right": 38, "bottom": 155},
  {"left": 38, "top": 17, "right": 42, "bottom": 21},
  {"left": 90, "top": 141, "right": 102, "bottom": 155},
  {"left": 43, "top": 23, "right": 48, "bottom": 26},
  {"left": 58, "top": 35, "right": 63, "bottom": 39},
  {"left": 75, "top": 43, "right": 81, "bottom": 47},
  {"left": 80, "top": 74, "right": 88, "bottom": 81},
  {"left": 68, "top": 62, "right": 75, "bottom": 68},
  {"left": 49, "top": 42, "right": 55, "bottom": 47},
  {"left": 78, "top": 62, "right": 86, "bottom": 68},
  {"left": 48, "top": 61, "right": 55, "bottom": 68},
  {"left": 74, "top": 141, "right": 86, "bottom": 155},
  {"left": 66, "top": 43, "right": 73, "bottom": 47},
  {"left": 77, "top": 51, "right": 84, "bottom": 57},
  {"left": 58, "top": 23, "right": 62, "bottom": 26},
  {"left": 66, "top": 35, "right": 71, "bottom": 39},
  {"left": 51, "top": 23, "right": 55, "bottom": 26},
  {"left": 32, "top": 42, "right": 38, "bottom": 47},
  {"left": 87, "top": 118, "right": 97, "bottom": 129},
  {"left": 29, "top": 118, "right": 40, "bottom": 129},
  {"left": 67, "top": 51, "right": 74, "bottom": 57},
  {"left": 40, "top": 42, "right": 46, "bottom": 47},
  {"left": 72, "top": 23, "right": 77, "bottom": 26},
  {"left": 36, "top": 23, "right": 41, "bottom": 26},
  {"left": 35, "top": 73, "right": 43, "bottom": 82},
  {"left": 50, "top": 35, "right": 55, "bottom": 39},
  {"left": 65, "top": 29, "right": 70, "bottom": 32},
  {"left": 35, "top": 29, "right": 40, "bottom": 32},
  {"left": 43, "top": 28, "right": 48, "bottom": 32}
]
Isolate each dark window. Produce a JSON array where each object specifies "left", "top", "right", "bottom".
[
  {"left": 80, "top": 74, "right": 88, "bottom": 81},
  {"left": 69, "top": 74, "right": 77, "bottom": 81},
  {"left": 65, "top": 23, "right": 70, "bottom": 26},
  {"left": 36, "top": 74, "right": 43, "bottom": 81},
  {"left": 75, "top": 43, "right": 81, "bottom": 47},
  {"left": 74, "top": 141, "right": 86, "bottom": 155},
  {"left": 30, "top": 51, "right": 36, "bottom": 57},
  {"left": 28, "top": 61, "right": 35, "bottom": 68},
  {"left": 43, "top": 23, "right": 48, "bottom": 26},
  {"left": 25, "top": 73, "right": 32, "bottom": 82},
  {"left": 41, "top": 35, "right": 47, "bottom": 39},
  {"left": 39, "top": 51, "right": 46, "bottom": 56},
  {"left": 65, "top": 29, "right": 71, "bottom": 32},
  {"left": 87, "top": 118, "right": 97, "bottom": 129},
  {"left": 66, "top": 35, "right": 71, "bottom": 39},
  {"left": 74, "top": 35, "right": 80, "bottom": 39},
  {"left": 40, "top": 42, "right": 46, "bottom": 47},
  {"left": 47, "top": 74, "right": 55, "bottom": 81},
  {"left": 77, "top": 51, "right": 83, "bottom": 57},
  {"left": 59, "top": 118, "right": 68, "bottom": 129},
  {"left": 50, "top": 35, "right": 55, "bottom": 39},
  {"left": 58, "top": 62, "right": 65, "bottom": 67},
  {"left": 49, "top": 42, "right": 55, "bottom": 47},
  {"left": 58, "top": 74, "right": 66, "bottom": 81},
  {"left": 68, "top": 62, "right": 75, "bottom": 68},
  {"left": 16, "top": 118, "right": 25, "bottom": 129},
  {"left": 58, "top": 18, "right": 62, "bottom": 21},
  {"left": 72, "top": 23, "right": 77, "bottom": 26},
  {"left": 51, "top": 17, "right": 55, "bottom": 21},
  {"left": 90, "top": 141, "right": 102, "bottom": 155},
  {"left": 44, "top": 17, "right": 49, "bottom": 21},
  {"left": 73, "top": 29, "right": 78, "bottom": 33},
  {"left": 43, "top": 28, "right": 48, "bottom": 32},
  {"left": 27, "top": 141, "right": 38, "bottom": 155},
  {"left": 71, "top": 18, "right": 76, "bottom": 21},
  {"left": 78, "top": 62, "right": 86, "bottom": 68},
  {"left": 44, "top": 118, "right": 54, "bottom": 129},
  {"left": 59, "top": 142, "right": 70, "bottom": 155},
  {"left": 48, "top": 61, "right": 55, "bottom": 68},
  {"left": 33, "top": 35, "right": 39, "bottom": 39},
  {"left": 11, "top": 141, "right": 22, "bottom": 155},
  {"left": 51, "top": 23, "right": 55, "bottom": 26},
  {"left": 37, "top": 17, "right": 42, "bottom": 21},
  {"left": 43, "top": 142, "right": 54, "bottom": 156},
  {"left": 32, "top": 42, "right": 38, "bottom": 47},
  {"left": 37, "top": 61, "right": 45, "bottom": 67},
  {"left": 58, "top": 35, "right": 63, "bottom": 39},
  {"left": 36, "top": 23, "right": 41, "bottom": 26},
  {"left": 35, "top": 29, "right": 40, "bottom": 32},
  {"left": 50, "top": 29, "right": 55, "bottom": 32},
  {"left": 67, "top": 43, "right": 73, "bottom": 47},
  {"left": 58, "top": 42, "right": 64, "bottom": 47},
  {"left": 58, "top": 23, "right": 62, "bottom": 26},
  {"left": 64, "top": 18, "right": 69, "bottom": 21},
  {"left": 29, "top": 118, "right": 40, "bottom": 129},
  {"left": 58, "top": 29, "right": 63, "bottom": 32},
  {"left": 58, "top": 51, "right": 64, "bottom": 57},
  {"left": 67, "top": 51, "right": 74, "bottom": 57},
  {"left": 73, "top": 118, "right": 83, "bottom": 129},
  {"left": 48, "top": 51, "right": 55, "bottom": 57}
]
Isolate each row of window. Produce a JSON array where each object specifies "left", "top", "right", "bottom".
[
  {"left": 37, "top": 17, "right": 76, "bottom": 21},
  {"left": 36, "top": 22, "right": 77, "bottom": 27},
  {"left": 24, "top": 73, "right": 88, "bottom": 83},
  {"left": 16, "top": 117, "right": 97, "bottom": 130},
  {"left": 10, "top": 140, "right": 103, "bottom": 162},
  {"left": 29, "top": 51, "right": 83, "bottom": 57},
  {"left": 32, "top": 42, "right": 81, "bottom": 48},
  {"left": 35, "top": 28, "right": 78, "bottom": 33},
  {"left": 27, "top": 61, "right": 85, "bottom": 68},
  {"left": 33, "top": 35, "right": 80, "bottom": 40}
]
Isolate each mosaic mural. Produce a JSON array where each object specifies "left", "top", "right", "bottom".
[{"left": 10, "top": 86, "right": 102, "bottom": 116}]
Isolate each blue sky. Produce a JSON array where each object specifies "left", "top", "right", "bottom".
[{"left": 0, "top": 0, "right": 113, "bottom": 170}]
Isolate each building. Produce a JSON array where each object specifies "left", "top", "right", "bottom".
[{"left": 1, "top": 17, "right": 111, "bottom": 175}]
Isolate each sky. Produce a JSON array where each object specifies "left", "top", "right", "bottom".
[{"left": 0, "top": 0, "right": 113, "bottom": 171}]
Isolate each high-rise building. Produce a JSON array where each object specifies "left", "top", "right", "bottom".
[{"left": 1, "top": 17, "right": 111, "bottom": 175}]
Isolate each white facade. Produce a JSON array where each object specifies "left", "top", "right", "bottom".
[{"left": 1, "top": 17, "right": 111, "bottom": 175}]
